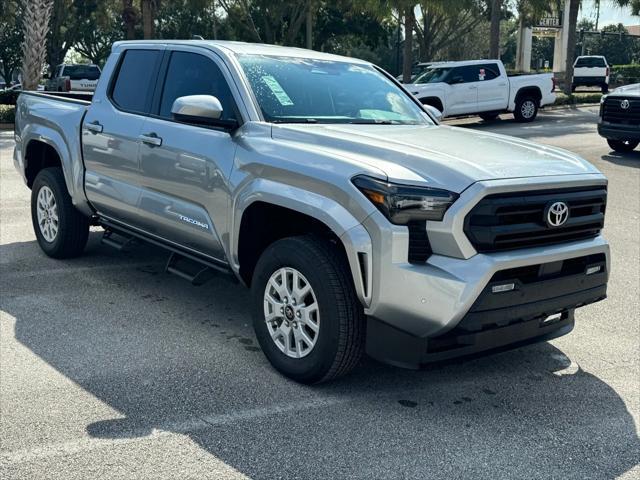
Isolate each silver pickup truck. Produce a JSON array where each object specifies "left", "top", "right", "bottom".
[{"left": 14, "top": 40, "right": 610, "bottom": 383}]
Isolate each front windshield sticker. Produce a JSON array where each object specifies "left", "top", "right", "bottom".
[{"left": 261, "top": 75, "right": 294, "bottom": 106}]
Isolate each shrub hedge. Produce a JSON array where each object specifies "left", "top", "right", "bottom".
[
  {"left": 0, "top": 90, "right": 20, "bottom": 106},
  {"left": 0, "top": 104, "right": 16, "bottom": 124}
]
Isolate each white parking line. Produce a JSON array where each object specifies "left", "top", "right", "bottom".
[{"left": 0, "top": 262, "right": 164, "bottom": 278}]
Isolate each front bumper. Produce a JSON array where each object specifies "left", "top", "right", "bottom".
[
  {"left": 365, "top": 248, "right": 607, "bottom": 369},
  {"left": 598, "top": 122, "right": 640, "bottom": 142},
  {"left": 573, "top": 76, "right": 607, "bottom": 86}
]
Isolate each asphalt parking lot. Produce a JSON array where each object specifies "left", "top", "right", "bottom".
[{"left": 1, "top": 107, "right": 638, "bottom": 479}]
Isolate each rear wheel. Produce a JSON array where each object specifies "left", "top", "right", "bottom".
[
  {"left": 607, "top": 139, "right": 638, "bottom": 153},
  {"left": 514, "top": 96, "right": 538, "bottom": 122},
  {"left": 251, "top": 235, "right": 365, "bottom": 384},
  {"left": 601, "top": 83, "right": 609, "bottom": 93},
  {"left": 31, "top": 168, "right": 89, "bottom": 258}
]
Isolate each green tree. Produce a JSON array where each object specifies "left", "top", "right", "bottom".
[
  {"left": 414, "top": 0, "right": 485, "bottom": 61},
  {"left": 0, "top": 0, "right": 23, "bottom": 84},
  {"left": 73, "top": 0, "right": 124, "bottom": 66}
]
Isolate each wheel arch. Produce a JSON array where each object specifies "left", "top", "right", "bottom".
[
  {"left": 232, "top": 180, "right": 372, "bottom": 307},
  {"left": 514, "top": 86, "right": 542, "bottom": 107},
  {"left": 20, "top": 125, "right": 93, "bottom": 216},
  {"left": 420, "top": 96, "right": 444, "bottom": 113}
]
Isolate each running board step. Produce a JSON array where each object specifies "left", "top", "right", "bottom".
[
  {"left": 165, "top": 252, "right": 216, "bottom": 286},
  {"left": 101, "top": 230, "right": 136, "bottom": 252}
]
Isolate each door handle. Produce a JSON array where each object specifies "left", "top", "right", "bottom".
[
  {"left": 85, "top": 121, "right": 103, "bottom": 134},
  {"left": 139, "top": 133, "right": 162, "bottom": 147}
]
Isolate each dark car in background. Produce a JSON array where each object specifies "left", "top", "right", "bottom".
[{"left": 598, "top": 83, "right": 640, "bottom": 153}]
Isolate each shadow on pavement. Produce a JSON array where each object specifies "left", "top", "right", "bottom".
[
  {"left": 601, "top": 151, "right": 640, "bottom": 168},
  {"left": 451, "top": 108, "right": 597, "bottom": 141},
  {"left": 2, "top": 238, "right": 638, "bottom": 479}
]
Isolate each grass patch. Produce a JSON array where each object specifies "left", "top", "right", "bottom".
[{"left": 554, "top": 92, "right": 602, "bottom": 106}]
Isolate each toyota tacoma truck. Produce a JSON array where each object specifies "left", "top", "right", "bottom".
[
  {"left": 407, "top": 59, "right": 556, "bottom": 122},
  {"left": 14, "top": 40, "right": 609, "bottom": 383},
  {"left": 598, "top": 83, "right": 639, "bottom": 153}
]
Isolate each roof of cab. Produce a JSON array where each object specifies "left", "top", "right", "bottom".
[{"left": 111, "top": 40, "right": 370, "bottom": 64}]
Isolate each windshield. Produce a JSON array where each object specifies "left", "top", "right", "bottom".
[
  {"left": 413, "top": 67, "right": 452, "bottom": 84},
  {"left": 238, "top": 55, "right": 430, "bottom": 125},
  {"left": 63, "top": 65, "right": 101, "bottom": 80}
]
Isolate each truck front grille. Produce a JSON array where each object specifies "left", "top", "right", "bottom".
[
  {"left": 602, "top": 97, "right": 640, "bottom": 125},
  {"left": 464, "top": 186, "right": 607, "bottom": 252}
]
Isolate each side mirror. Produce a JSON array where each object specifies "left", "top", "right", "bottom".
[
  {"left": 171, "top": 94, "right": 238, "bottom": 130},
  {"left": 424, "top": 105, "right": 443, "bottom": 122}
]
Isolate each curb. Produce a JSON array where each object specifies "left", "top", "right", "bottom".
[{"left": 545, "top": 102, "right": 600, "bottom": 111}]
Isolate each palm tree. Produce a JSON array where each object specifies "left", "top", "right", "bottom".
[
  {"left": 489, "top": 0, "right": 501, "bottom": 59},
  {"left": 563, "top": 0, "right": 579, "bottom": 94},
  {"left": 21, "top": 0, "right": 54, "bottom": 90}
]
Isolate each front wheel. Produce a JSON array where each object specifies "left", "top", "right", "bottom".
[
  {"left": 607, "top": 139, "right": 639, "bottom": 153},
  {"left": 514, "top": 96, "right": 539, "bottom": 122},
  {"left": 251, "top": 235, "right": 365, "bottom": 384},
  {"left": 31, "top": 168, "right": 89, "bottom": 258}
]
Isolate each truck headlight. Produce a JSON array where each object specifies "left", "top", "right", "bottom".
[{"left": 352, "top": 175, "right": 458, "bottom": 224}]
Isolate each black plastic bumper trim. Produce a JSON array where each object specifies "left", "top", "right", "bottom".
[{"left": 598, "top": 123, "right": 640, "bottom": 141}]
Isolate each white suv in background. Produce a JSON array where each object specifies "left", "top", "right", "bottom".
[{"left": 572, "top": 56, "right": 610, "bottom": 93}]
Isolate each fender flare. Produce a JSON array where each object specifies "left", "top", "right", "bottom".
[
  {"left": 21, "top": 124, "right": 93, "bottom": 216},
  {"left": 231, "top": 178, "right": 373, "bottom": 307}
]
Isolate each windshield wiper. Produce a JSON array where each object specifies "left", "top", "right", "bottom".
[
  {"left": 348, "top": 119, "right": 395, "bottom": 125},
  {"left": 271, "top": 118, "right": 318, "bottom": 124}
]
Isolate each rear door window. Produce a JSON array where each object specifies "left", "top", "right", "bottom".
[
  {"left": 110, "top": 49, "right": 163, "bottom": 114},
  {"left": 478, "top": 63, "right": 500, "bottom": 81}
]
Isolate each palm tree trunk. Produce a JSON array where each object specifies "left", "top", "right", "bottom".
[
  {"left": 563, "top": 0, "right": 580, "bottom": 95},
  {"left": 22, "top": 0, "right": 53, "bottom": 90},
  {"left": 402, "top": 6, "right": 414, "bottom": 84},
  {"left": 489, "top": 0, "right": 501, "bottom": 59},
  {"left": 141, "top": 0, "right": 155, "bottom": 39},
  {"left": 122, "top": 0, "right": 137, "bottom": 40}
]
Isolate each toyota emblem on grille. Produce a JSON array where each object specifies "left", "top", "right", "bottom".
[
  {"left": 620, "top": 99, "right": 630, "bottom": 110},
  {"left": 545, "top": 201, "right": 569, "bottom": 227}
]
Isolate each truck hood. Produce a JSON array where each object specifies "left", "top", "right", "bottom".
[
  {"left": 271, "top": 123, "right": 600, "bottom": 193},
  {"left": 608, "top": 83, "right": 640, "bottom": 98}
]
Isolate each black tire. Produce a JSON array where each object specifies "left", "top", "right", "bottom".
[
  {"left": 479, "top": 112, "right": 499, "bottom": 122},
  {"left": 251, "top": 235, "right": 365, "bottom": 384},
  {"left": 514, "top": 96, "right": 539, "bottom": 122},
  {"left": 571, "top": 84, "right": 577, "bottom": 93},
  {"left": 607, "top": 139, "right": 639, "bottom": 153},
  {"left": 31, "top": 167, "right": 89, "bottom": 258},
  {"left": 601, "top": 84, "right": 609, "bottom": 93}
]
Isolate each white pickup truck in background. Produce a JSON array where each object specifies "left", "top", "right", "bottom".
[
  {"left": 406, "top": 59, "right": 556, "bottom": 122},
  {"left": 572, "top": 55, "right": 610, "bottom": 93},
  {"left": 45, "top": 64, "right": 101, "bottom": 92}
]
